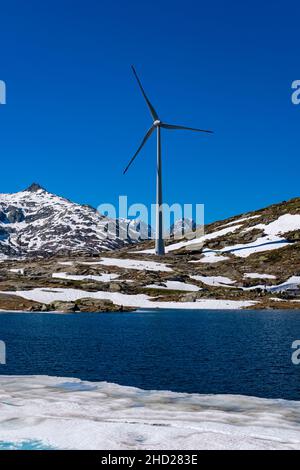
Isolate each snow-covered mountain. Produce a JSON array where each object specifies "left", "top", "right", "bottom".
[
  {"left": 0, "top": 184, "right": 150, "bottom": 259},
  {"left": 170, "top": 218, "right": 196, "bottom": 238}
]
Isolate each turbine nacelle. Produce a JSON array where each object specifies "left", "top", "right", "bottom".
[{"left": 123, "top": 66, "right": 213, "bottom": 177}]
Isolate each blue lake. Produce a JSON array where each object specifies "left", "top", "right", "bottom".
[{"left": 0, "top": 309, "right": 300, "bottom": 400}]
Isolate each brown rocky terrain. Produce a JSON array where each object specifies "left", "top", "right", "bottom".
[{"left": 0, "top": 196, "right": 299, "bottom": 312}]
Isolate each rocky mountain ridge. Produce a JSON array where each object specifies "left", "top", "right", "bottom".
[
  {"left": 0, "top": 191, "right": 299, "bottom": 312},
  {"left": 0, "top": 184, "right": 150, "bottom": 259}
]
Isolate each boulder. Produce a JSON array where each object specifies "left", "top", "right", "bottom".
[
  {"left": 109, "top": 282, "right": 122, "bottom": 292},
  {"left": 50, "top": 301, "right": 77, "bottom": 313},
  {"left": 180, "top": 293, "right": 198, "bottom": 302},
  {"left": 75, "top": 297, "right": 135, "bottom": 313}
]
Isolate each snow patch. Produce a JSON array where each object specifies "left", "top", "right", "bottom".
[
  {"left": 137, "top": 225, "right": 243, "bottom": 254},
  {"left": 190, "top": 275, "right": 236, "bottom": 287},
  {"left": 269, "top": 276, "right": 300, "bottom": 292},
  {"left": 218, "top": 215, "right": 261, "bottom": 228},
  {"left": 9, "top": 268, "right": 24, "bottom": 275},
  {"left": 244, "top": 273, "right": 276, "bottom": 280},
  {"left": 145, "top": 281, "right": 201, "bottom": 292},
  {"left": 80, "top": 257, "right": 173, "bottom": 272},
  {"left": 189, "top": 252, "right": 230, "bottom": 264},
  {"left": 219, "top": 235, "right": 291, "bottom": 258},
  {"left": 52, "top": 272, "right": 120, "bottom": 283},
  {"left": 245, "top": 214, "right": 300, "bottom": 236},
  {"left": 0, "top": 288, "right": 255, "bottom": 310}
]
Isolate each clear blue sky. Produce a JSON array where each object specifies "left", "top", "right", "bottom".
[{"left": 0, "top": 0, "right": 299, "bottom": 223}]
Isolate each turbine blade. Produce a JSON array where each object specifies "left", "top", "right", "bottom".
[
  {"left": 123, "top": 126, "right": 155, "bottom": 174},
  {"left": 161, "top": 123, "right": 213, "bottom": 134},
  {"left": 131, "top": 65, "right": 159, "bottom": 121}
]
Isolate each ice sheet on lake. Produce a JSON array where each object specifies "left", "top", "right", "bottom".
[{"left": 0, "top": 375, "right": 299, "bottom": 450}]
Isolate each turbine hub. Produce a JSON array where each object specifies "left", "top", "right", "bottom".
[{"left": 153, "top": 120, "right": 161, "bottom": 127}]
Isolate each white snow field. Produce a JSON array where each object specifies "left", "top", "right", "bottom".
[
  {"left": 190, "top": 275, "right": 235, "bottom": 287},
  {"left": 244, "top": 273, "right": 276, "bottom": 280},
  {"left": 80, "top": 257, "right": 173, "bottom": 272},
  {"left": 269, "top": 276, "right": 300, "bottom": 292},
  {"left": 218, "top": 215, "right": 261, "bottom": 228},
  {"left": 145, "top": 281, "right": 201, "bottom": 292},
  {"left": 52, "top": 272, "right": 120, "bottom": 282},
  {"left": 138, "top": 213, "right": 300, "bottom": 258},
  {"left": 206, "top": 213, "right": 300, "bottom": 258},
  {"left": 189, "top": 274, "right": 299, "bottom": 293},
  {"left": 137, "top": 225, "right": 243, "bottom": 254},
  {"left": 217, "top": 235, "right": 291, "bottom": 258},
  {"left": 245, "top": 214, "right": 300, "bottom": 236},
  {"left": 0, "top": 375, "right": 299, "bottom": 450},
  {"left": 189, "top": 252, "right": 230, "bottom": 264},
  {"left": 0, "top": 288, "right": 256, "bottom": 310},
  {"left": 240, "top": 276, "right": 300, "bottom": 293}
]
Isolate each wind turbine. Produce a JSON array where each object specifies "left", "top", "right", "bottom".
[{"left": 123, "top": 66, "right": 213, "bottom": 256}]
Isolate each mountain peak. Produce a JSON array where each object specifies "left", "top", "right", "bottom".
[
  {"left": 0, "top": 184, "right": 150, "bottom": 258},
  {"left": 25, "top": 183, "right": 46, "bottom": 193}
]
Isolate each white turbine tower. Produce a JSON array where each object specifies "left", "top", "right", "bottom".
[{"left": 123, "top": 66, "right": 213, "bottom": 256}]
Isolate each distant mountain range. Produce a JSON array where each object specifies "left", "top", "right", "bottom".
[
  {"left": 1, "top": 184, "right": 300, "bottom": 280},
  {"left": 0, "top": 183, "right": 151, "bottom": 259},
  {"left": 0, "top": 189, "right": 299, "bottom": 312},
  {"left": 170, "top": 218, "right": 196, "bottom": 238}
]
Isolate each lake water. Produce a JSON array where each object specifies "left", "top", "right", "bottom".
[{"left": 1, "top": 309, "right": 300, "bottom": 400}]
